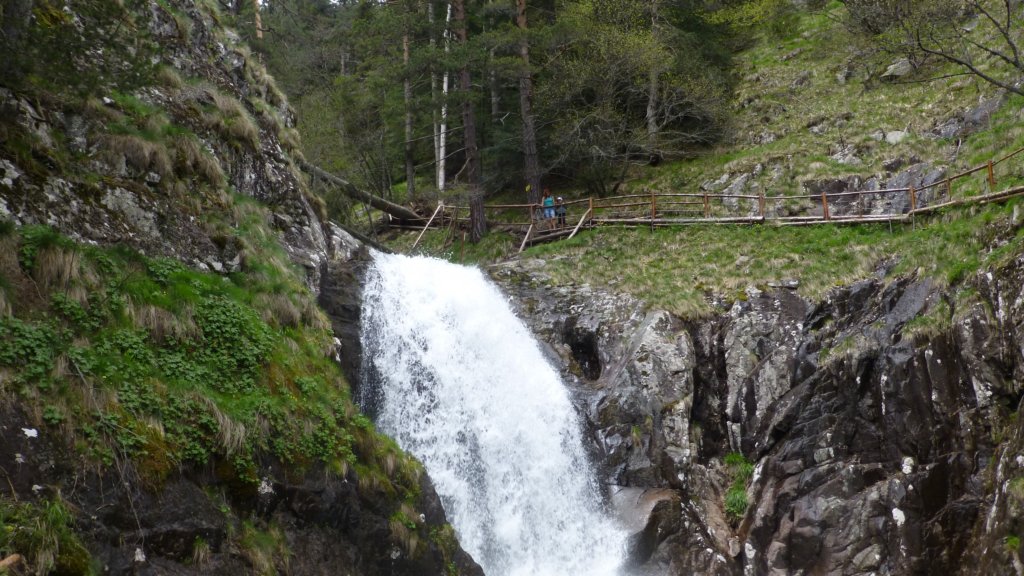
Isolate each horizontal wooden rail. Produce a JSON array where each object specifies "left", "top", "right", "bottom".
[
  {"left": 594, "top": 201, "right": 651, "bottom": 209},
  {"left": 393, "top": 144, "right": 1024, "bottom": 251}
]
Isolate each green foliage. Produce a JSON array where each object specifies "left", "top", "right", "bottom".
[
  {"left": 724, "top": 484, "right": 749, "bottom": 520},
  {"left": 723, "top": 452, "right": 754, "bottom": 521},
  {"left": 0, "top": 223, "right": 412, "bottom": 496},
  {"left": 705, "top": 0, "right": 800, "bottom": 39},
  {"left": 0, "top": 317, "right": 59, "bottom": 386},
  {"left": 538, "top": 0, "right": 731, "bottom": 194},
  {"left": 194, "top": 296, "right": 274, "bottom": 393},
  {"left": 1, "top": 0, "right": 158, "bottom": 96},
  {"left": 18, "top": 225, "right": 70, "bottom": 271},
  {"left": 0, "top": 497, "right": 94, "bottom": 576},
  {"left": 1006, "top": 534, "right": 1021, "bottom": 553}
]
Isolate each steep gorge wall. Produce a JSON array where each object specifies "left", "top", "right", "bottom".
[
  {"left": 494, "top": 245, "right": 1024, "bottom": 575},
  {"left": 0, "top": 2, "right": 480, "bottom": 574}
]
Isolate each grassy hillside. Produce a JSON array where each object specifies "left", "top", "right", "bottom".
[
  {"left": 0, "top": 205, "right": 427, "bottom": 573},
  {"left": 638, "top": 1, "right": 1024, "bottom": 198},
  {"left": 389, "top": 1, "right": 1024, "bottom": 316}
]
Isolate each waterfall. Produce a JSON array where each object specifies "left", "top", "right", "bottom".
[{"left": 360, "top": 252, "right": 626, "bottom": 576}]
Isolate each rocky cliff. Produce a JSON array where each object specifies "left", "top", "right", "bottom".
[
  {"left": 493, "top": 222, "right": 1024, "bottom": 575},
  {"left": 0, "top": 1, "right": 479, "bottom": 574}
]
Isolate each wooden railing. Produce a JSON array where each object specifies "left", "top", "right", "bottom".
[{"left": 400, "top": 145, "right": 1024, "bottom": 251}]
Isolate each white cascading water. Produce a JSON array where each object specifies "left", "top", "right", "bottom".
[{"left": 360, "top": 252, "right": 626, "bottom": 576}]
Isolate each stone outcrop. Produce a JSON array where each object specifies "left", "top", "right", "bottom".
[
  {"left": 802, "top": 161, "right": 948, "bottom": 217},
  {"left": 494, "top": 244, "right": 1024, "bottom": 575}
]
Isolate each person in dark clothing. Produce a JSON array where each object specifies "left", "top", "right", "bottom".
[{"left": 555, "top": 197, "right": 567, "bottom": 227}]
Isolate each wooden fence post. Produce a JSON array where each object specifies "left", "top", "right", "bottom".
[
  {"left": 758, "top": 193, "right": 766, "bottom": 220},
  {"left": 821, "top": 192, "right": 830, "bottom": 221},
  {"left": 988, "top": 161, "right": 997, "bottom": 189},
  {"left": 589, "top": 197, "right": 594, "bottom": 228},
  {"left": 909, "top": 185, "right": 917, "bottom": 211},
  {"left": 650, "top": 191, "right": 657, "bottom": 230},
  {"left": 946, "top": 177, "right": 952, "bottom": 199},
  {"left": 703, "top": 193, "right": 710, "bottom": 219}
]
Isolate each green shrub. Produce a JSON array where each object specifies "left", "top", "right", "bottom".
[
  {"left": 723, "top": 452, "right": 755, "bottom": 521},
  {"left": 724, "top": 484, "right": 749, "bottom": 519}
]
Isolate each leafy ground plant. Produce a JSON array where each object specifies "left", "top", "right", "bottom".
[{"left": 0, "top": 218, "right": 425, "bottom": 543}]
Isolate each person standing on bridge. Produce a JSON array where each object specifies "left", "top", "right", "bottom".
[
  {"left": 542, "top": 190, "right": 555, "bottom": 220},
  {"left": 555, "top": 197, "right": 567, "bottom": 227}
]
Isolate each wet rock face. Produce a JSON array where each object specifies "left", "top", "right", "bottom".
[
  {"left": 496, "top": 255, "right": 1024, "bottom": 576},
  {"left": 318, "top": 224, "right": 372, "bottom": 383},
  {"left": 1, "top": 401, "right": 482, "bottom": 576}
]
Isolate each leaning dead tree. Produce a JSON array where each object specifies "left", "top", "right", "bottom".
[{"left": 298, "top": 160, "right": 423, "bottom": 222}]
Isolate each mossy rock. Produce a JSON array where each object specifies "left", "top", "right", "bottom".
[{"left": 53, "top": 537, "right": 93, "bottom": 576}]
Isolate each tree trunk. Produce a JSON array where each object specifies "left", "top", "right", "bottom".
[
  {"left": 429, "top": 1, "right": 440, "bottom": 181},
  {"left": 298, "top": 160, "right": 423, "bottom": 222},
  {"left": 516, "top": 0, "right": 541, "bottom": 205},
  {"left": 438, "top": 2, "right": 452, "bottom": 192},
  {"left": 403, "top": 30, "right": 416, "bottom": 201},
  {"left": 252, "top": 0, "right": 262, "bottom": 39},
  {"left": 645, "top": 0, "right": 659, "bottom": 162},
  {"left": 453, "top": 0, "right": 487, "bottom": 242},
  {"left": 490, "top": 47, "right": 501, "bottom": 121}
]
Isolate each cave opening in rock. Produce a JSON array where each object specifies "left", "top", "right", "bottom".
[{"left": 564, "top": 322, "right": 602, "bottom": 381}]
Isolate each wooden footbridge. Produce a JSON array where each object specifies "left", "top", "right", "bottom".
[{"left": 400, "top": 146, "right": 1024, "bottom": 253}]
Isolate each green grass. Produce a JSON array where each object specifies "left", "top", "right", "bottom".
[
  {"left": 0, "top": 213, "right": 429, "bottom": 554},
  {"left": 520, "top": 197, "right": 1024, "bottom": 318},
  {"left": 635, "top": 0, "right": 1017, "bottom": 203},
  {"left": 723, "top": 452, "right": 755, "bottom": 521},
  {"left": 385, "top": 227, "right": 520, "bottom": 265},
  {"left": 0, "top": 497, "right": 94, "bottom": 575}
]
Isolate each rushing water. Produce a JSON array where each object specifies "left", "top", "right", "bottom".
[{"left": 359, "top": 252, "right": 626, "bottom": 576}]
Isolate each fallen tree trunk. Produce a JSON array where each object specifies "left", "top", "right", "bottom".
[
  {"left": 299, "top": 160, "right": 423, "bottom": 223},
  {"left": 0, "top": 554, "right": 23, "bottom": 571}
]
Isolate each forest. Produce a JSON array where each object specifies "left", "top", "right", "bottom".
[
  {"left": 222, "top": 0, "right": 755, "bottom": 239},
  {"left": 209, "top": 0, "right": 1022, "bottom": 242}
]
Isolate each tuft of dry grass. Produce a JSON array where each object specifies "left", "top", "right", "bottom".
[
  {"left": 205, "top": 88, "right": 261, "bottom": 151},
  {"left": 255, "top": 292, "right": 301, "bottom": 328},
  {"left": 173, "top": 136, "right": 226, "bottom": 188},
  {"left": 32, "top": 246, "right": 85, "bottom": 298},
  {"left": 100, "top": 134, "right": 174, "bottom": 180},
  {"left": 301, "top": 300, "right": 332, "bottom": 332},
  {"left": 83, "top": 97, "right": 121, "bottom": 122},
  {"left": 0, "top": 287, "right": 10, "bottom": 317},
  {"left": 191, "top": 537, "right": 211, "bottom": 566},
  {"left": 127, "top": 300, "right": 200, "bottom": 344},
  {"left": 240, "top": 522, "right": 288, "bottom": 576},
  {"left": 196, "top": 395, "right": 249, "bottom": 456},
  {"left": 156, "top": 66, "right": 185, "bottom": 89}
]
